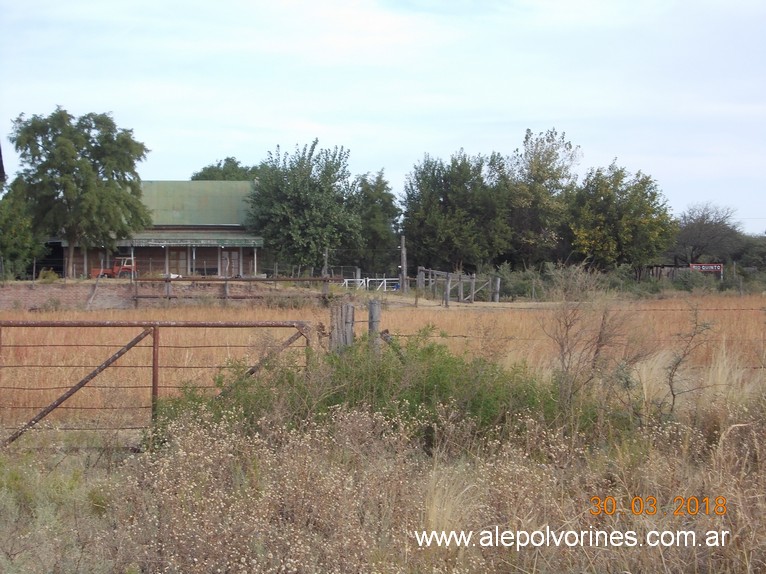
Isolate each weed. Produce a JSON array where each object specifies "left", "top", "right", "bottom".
[{"left": 37, "top": 268, "right": 59, "bottom": 284}]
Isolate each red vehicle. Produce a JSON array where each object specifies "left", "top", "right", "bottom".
[{"left": 90, "top": 257, "right": 137, "bottom": 279}]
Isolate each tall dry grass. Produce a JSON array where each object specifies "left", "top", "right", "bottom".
[
  {"left": 1, "top": 404, "right": 763, "bottom": 573},
  {"left": 2, "top": 294, "right": 764, "bottom": 435},
  {"left": 0, "top": 291, "right": 764, "bottom": 572}
]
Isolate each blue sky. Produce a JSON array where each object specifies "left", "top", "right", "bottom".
[{"left": 2, "top": 0, "right": 765, "bottom": 233}]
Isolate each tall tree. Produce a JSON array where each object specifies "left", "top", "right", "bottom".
[
  {"left": 504, "top": 128, "right": 580, "bottom": 267},
  {"left": 10, "top": 107, "right": 151, "bottom": 277},
  {"left": 671, "top": 202, "right": 743, "bottom": 264},
  {"left": 346, "top": 170, "right": 400, "bottom": 274},
  {"left": 566, "top": 162, "right": 676, "bottom": 271},
  {"left": 402, "top": 150, "right": 511, "bottom": 271},
  {"left": 191, "top": 157, "right": 259, "bottom": 181},
  {"left": 737, "top": 233, "right": 766, "bottom": 269},
  {"left": 0, "top": 180, "right": 46, "bottom": 278},
  {"left": 246, "top": 139, "right": 362, "bottom": 270}
]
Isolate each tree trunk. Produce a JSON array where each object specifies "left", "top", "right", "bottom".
[{"left": 67, "top": 242, "right": 76, "bottom": 278}]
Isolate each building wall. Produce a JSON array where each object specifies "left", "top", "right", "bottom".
[{"left": 67, "top": 246, "right": 258, "bottom": 278}]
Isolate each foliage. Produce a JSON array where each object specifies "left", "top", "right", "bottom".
[
  {"left": 157, "top": 331, "right": 550, "bottom": 438},
  {"left": 191, "top": 156, "right": 260, "bottom": 181},
  {"left": 401, "top": 150, "right": 512, "bottom": 271},
  {"left": 37, "top": 269, "right": 60, "bottom": 284},
  {"left": 737, "top": 233, "right": 766, "bottom": 269},
  {"left": 674, "top": 268, "right": 719, "bottom": 292},
  {"left": 401, "top": 129, "right": 580, "bottom": 272},
  {"left": 0, "top": 182, "right": 46, "bottom": 278},
  {"left": 670, "top": 202, "right": 744, "bottom": 264},
  {"left": 503, "top": 128, "right": 580, "bottom": 266},
  {"left": 343, "top": 170, "right": 400, "bottom": 274},
  {"left": 247, "top": 139, "right": 362, "bottom": 270},
  {"left": 566, "top": 162, "right": 676, "bottom": 270},
  {"left": 494, "top": 262, "right": 545, "bottom": 300},
  {"left": 9, "top": 107, "right": 152, "bottom": 278}
]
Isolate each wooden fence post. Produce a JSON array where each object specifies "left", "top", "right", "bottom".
[
  {"left": 368, "top": 299, "right": 381, "bottom": 354},
  {"left": 444, "top": 273, "right": 451, "bottom": 308},
  {"left": 330, "top": 302, "right": 355, "bottom": 351},
  {"left": 429, "top": 269, "right": 435, "bottom": 298},
  {"left": 493, "top": 276, "right": 501, "bottom": 302},
  {"left": 152, "top": 326, "right": 160, "bottom": 421}
]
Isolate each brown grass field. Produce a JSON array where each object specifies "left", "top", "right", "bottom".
[
  {"left": 0, "top": 291, "right": 764, "bottom": 572},
  {"left": 2, "top": 292, "right": 764, "bottom": 430}
]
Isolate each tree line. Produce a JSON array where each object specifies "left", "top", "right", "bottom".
[
  {"left": 195, "top": 130, "right": 760, "bottom": 276},
  {"left": 1, "top": 107, "right": 763, "bottom": 279}
]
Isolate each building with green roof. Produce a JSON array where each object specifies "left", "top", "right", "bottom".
[{"left": 79, "top": 181, "right": 264, "bottom": 278}]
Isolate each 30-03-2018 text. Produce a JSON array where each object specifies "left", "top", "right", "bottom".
[{"left": 589, "top": 495, "right": 728, "bottom": 517}]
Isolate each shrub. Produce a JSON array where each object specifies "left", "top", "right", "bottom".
[
  {"left": 37, "top": 268, "right": 59, "bottom": 283},
  {"left": 153, "top": 329, "right": 558, "bottom": 443}
]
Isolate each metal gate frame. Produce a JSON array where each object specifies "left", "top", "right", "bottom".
[{"left": 0, "top": 320, "right": 313, "bottom": 447}]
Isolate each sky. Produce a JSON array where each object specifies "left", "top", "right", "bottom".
[{"left": 2, "top": 0, "right": 765, "bottom": 233}]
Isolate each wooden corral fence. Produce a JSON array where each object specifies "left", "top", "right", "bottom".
[
  {"left": 0, "top": 320, "right": 313, "bottom": 447},
  {"left": 416, "top": 267, "right": 501, "bottom": 306},
  {"left": 341, "top": 277, "right": 401, "bottom": 292},
  {"left": 131, "top": 276, "right": 340, "bottom": 305}
]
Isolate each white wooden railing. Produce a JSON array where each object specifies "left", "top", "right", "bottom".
[{"left": 341, "top": 277, "right": 400, "bottom": 291}]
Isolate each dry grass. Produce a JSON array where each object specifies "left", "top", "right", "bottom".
[
  {"left": 0, "top": 306, "right": 328, "bottom": 430},
  {"left": 2, "top": 295, "right": 764, "bottom": 429},
  {"left": 1, "top": 406, "right": 763, "bottom": 573},
  {"left": 0, "top": 291, "right": 764, "bottom": 572}
]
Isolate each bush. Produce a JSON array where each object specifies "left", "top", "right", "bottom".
[
  {"left": 37, "top": 268, "right": 59, "bottom": 283},
  {"left": 495, "top": 263, "right": 545, "bottom": 300},
  {"left": 153, "top": 330, "right": 559, "bottom": 443}
]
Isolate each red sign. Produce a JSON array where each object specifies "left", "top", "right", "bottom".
[{"left": 689, "top": 263, "right": 722, "bottom": 272}]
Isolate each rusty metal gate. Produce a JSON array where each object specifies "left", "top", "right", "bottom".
[{"left": 0, "top": 320, "right": 313, "bottom": 447}]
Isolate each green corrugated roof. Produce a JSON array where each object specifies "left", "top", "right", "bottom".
[
  {"left": 141, "top": 181, "right": 253, "bottom": 226},
  {"left": 121, "top": 229, "right": 263, "bottom": 248}
]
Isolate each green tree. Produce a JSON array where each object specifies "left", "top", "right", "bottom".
[
  {"left": 402, "top": 150, "right": 511, "bottom": 271},
  {"left": 566, "top": 162, "right": 676, "bottom": 272},
  {"left": 10, "top": 107, "right": 151, "bottom": 277},
  {"left": 0, "top": 181, "right": 46, "bottom": 278},
  {"left": 737, "top": 233, "right": 766, "bottom": 269},
  {"left": 345, "top": 170, "right": 400, "bottom": 274},
  {"left": 401, "top": 130, "right": 577, "bottom": 272},
  {"left": 247, "top": 139, "right": 362, "bottom": 270},
  {"left": 191, "top": 157, "right": 260, "bottom": 181},
  {"left": 670, "top": 202, "right": 743, "bottom": 264},
  {"left": 504, "top": 128, "right": 580, "bottom": 267}
]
